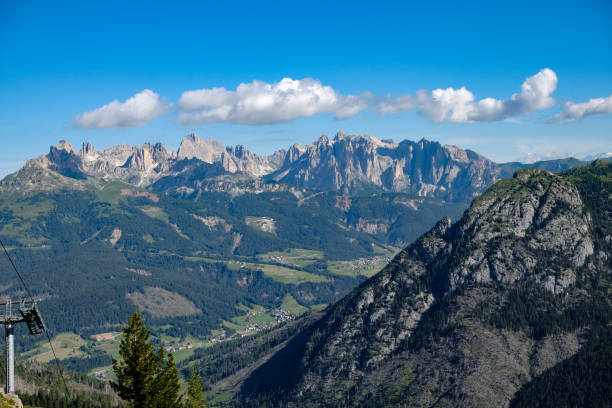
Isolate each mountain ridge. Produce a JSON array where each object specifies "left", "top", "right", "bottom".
[{"left": 1, "top": 132, "right": 592, "bottom": 203}]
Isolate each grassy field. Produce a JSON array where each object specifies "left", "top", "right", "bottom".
[
  {"left": 0, "top": 194, "right": 55, "bottom": 218},
  {"left": 126, "top": 287, "right": 201, "bottom": 318},
  {"left": 222, "top": 303, "right": 276, "bottom": 333},
  {"left": 24, "top": 332, "right": 88, "bottom": 363},
  {"left": 91, "top": 333, "right": 122, "bottom": 361},
  {"left": 257, "top": 248, "right": 324, "bottom": 268},
  {"left": 327, "top": 260, "right": 386, "bottom": 278},
  {"left": 225, "top": 260, "right": 330, "bottom": 284},
  {"left": 26, "top": 329, "right": 204, "bottom": 379},
  {"left": 91, "top": 181, "right": 131, "bottom": 205},
  {"left": 372, "top": 243, "right": 401, "bottom": 257},
  {"left": 183, "top": 255, "right": 218, "bottom": 263},
  {"left": 255, "top": 263, "right": 330, "bottom": 284},
  {"left": 328, "top": 244, "right": 400, "bottom": 278},
  {"left": 207, "top": 392, "right": 233, "bottom": 407},
  {"left": 281, "top": 294, "right": 308, "bottom": 315},
  {"left": 0, "top": 220, "right": 47, "bottom": 246},
  {"left": 140, "top": 206, "right": 170, "bottom": 223},
  {"left": 0, "top": 194, "right": 54, "bottom": 245}
]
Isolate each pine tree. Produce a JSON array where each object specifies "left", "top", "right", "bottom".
[
  {"left": 185, "top": 368, "right": 207, "bottom": 408},
  {"left": 152, "top": 350, "right": 182, "bottom": 408},
  {"left": 111, "top": 311, "right": 181, "bottom": 408}
]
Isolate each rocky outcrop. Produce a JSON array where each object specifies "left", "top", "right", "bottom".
[
  {"left": 177, "top": 134, "right": 226, "bottom": 163},
  {"left": 448, "top": 168, "right": 594, "bottom": 293},
  {"left": 122, "top": 145, "right": 154, "bottom": 171},
  {"left": 46, "top": 140, "right": 86, "bottom": 179},
  {"left": 80, "top": 141, "right": 97, "bottom": 163},
  {"left": 177, "top": 134, "right": 284, "bottom": 177},
  {"left": 269, "top": 131, "right": 500, "bottom": 201},
  {"left": 1, "top": 133, "right": 284, "bottom": 190},
  {"left": 0, "top": 390, "right": 23, "bottom": 408}
]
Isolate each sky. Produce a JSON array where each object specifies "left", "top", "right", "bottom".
[{"left": 1, "top": 0, "right": 611, "bottom": 178}]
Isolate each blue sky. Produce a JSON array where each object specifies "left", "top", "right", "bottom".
[{"left": 1, "top": 0, "right": 611, "bottom": 177}]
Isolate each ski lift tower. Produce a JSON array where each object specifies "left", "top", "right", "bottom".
[{"left": 0, "top": 299, "right": 45, "bottom": 393}]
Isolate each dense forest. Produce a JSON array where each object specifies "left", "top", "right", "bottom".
[
  {"left": 180, "top": 310, "right": 323, "bottom": 384},
  {"left": 510, "top": 326, "right": 612, "bottom": 408}
]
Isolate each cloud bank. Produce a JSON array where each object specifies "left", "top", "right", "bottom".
[
  {"left": 72, "top": 69, "right": 611, "bottom": 129},
  {"left": 177, "top": 78, "right": 370, "bottom": 125},
  {"left": 378, "top": 68, "right": 558, "bottom": 123},
  {"left": 74, "top": 89, "right": 170, "bottom": 128},
  {"left": 553, "top": 94, "right": 612, "bottom": 122}
]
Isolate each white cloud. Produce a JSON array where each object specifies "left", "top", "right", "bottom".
[
  {"left": 378, "top": 68, "right": 558, "bottom": 123},
  {"left": 553, "top": 94, "right": 612, "bottom": 122},
  {"left": 74, "top": 89, "right": 170, "bottom": 129},
  {"left": 512, "top": 137, "right": 612, "bottom": 163},
  {"left": 177, "top": 78, "right": 369, "bottom": 125},
  {"left": 73, "top": 70, "right": 612, "bottom": 129},
  {"left": 581, "top": 152, "right": 612, "bottom": 161}
]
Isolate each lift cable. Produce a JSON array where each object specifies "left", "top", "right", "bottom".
[
  {"left": 0, "top": 240, "right": 34, "bottom": 302},
  {"left": 0, "top": 239, "right": 70, "bottom": 397}
]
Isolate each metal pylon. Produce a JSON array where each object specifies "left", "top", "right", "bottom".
[{"left": 0, "top": 299, "right": 45, "bottom": 393}]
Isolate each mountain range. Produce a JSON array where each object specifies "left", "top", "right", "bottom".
[{"left": 2, "top": 132, "right": 591, "bottom": 202}]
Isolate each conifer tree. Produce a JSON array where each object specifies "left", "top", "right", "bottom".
[
  {"left": 111, "top": 311, "right": 181, "bottom": 407},
  {"left": 152, "top": 350, "right": 182, "bottom": 408},
  {"left": 185, "top": 368, "right": 207, "bottom": 408}
]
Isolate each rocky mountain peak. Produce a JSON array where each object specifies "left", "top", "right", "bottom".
[
  {"left": 227, "top": 145, "right": 250, "bottom": 160},
  {"left": 56, "top": 139, "right": 76, "bottom": 153},
  {"left": 44, "top": 140, "right": 86, "bottom": 179},
  {"left": 268, "top": 132, "right": 499, "bottom": 201},
  {"left": 334, "top": 130, "right": 348, "bottom": 140},
  {"left": 150, "top": 142, "right": 174, "bottom": 163},
  {"left": 3, "top": 132, "right": 596, "bottom": 200},
  {"left": 174, "top": 134, "right": 283, "bottom": 177},
  {"left": 177, "top": 134, "right": 225, "bottom": 163},
  {"left": 315, "top": 134, "right": 331, "bottom": 146},
  {"left": 431, "top": 216, "right": 452, "bottom": 236},
  {"left": 48, "top": 140, "right": 79, "bottom": 164},
  {"left": 445, "top": 168, "right": 594, "bottom": 292},
  {"left": 238, "top": 161, "right": 609, "bottom": 407},
  {"left": 122, "top": 145, "right": 154, "bottom": 171},
  {"left": 184, "top": 133, "right": 198, "bottom": 143},
  {"left": 266, "top": 149, "right": 287, "bottom": 169},
  {"left": 81, "top": 141, "right": 96, "bottom": 156}
]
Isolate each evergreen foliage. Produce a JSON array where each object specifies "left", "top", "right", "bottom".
[
  {"left": 181, "top": 310, "right": 320, "bottom": 384},
  {"left": 19, "top": 388, "right": 118, "bottom": 408},
  {"left": 110, "top": 312, "right": 181, "bottom": 408},
  {"left": 151, "top": 351, "right": 182, "bottom": 408},
  {"left": 510, "top": 326, "right": 612, "bottom": 408},
  {"left": 185, "top": 368, "right": 206, "bottom": 408},
  {"left": 473, "top": 283, "right": 610, "bottom": 340}
]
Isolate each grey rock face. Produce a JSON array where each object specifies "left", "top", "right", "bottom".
[
  {"left": 177, "top": 133, "right": 226, "bottom": 163},
  {"left": 0, "top": 132, "right": 589, "bottom": 199},
  {"left": 269, "top": 131, "right": 500, "bottom": 201},
  {"left": 177, "top": 134, "right": 282, "bottom": 177},
  {"left": 3, "top": 134, "right": 283, "bottom": 190},
  {"left": 450, "top": 168, "right": 593, "bottom": 292}
]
